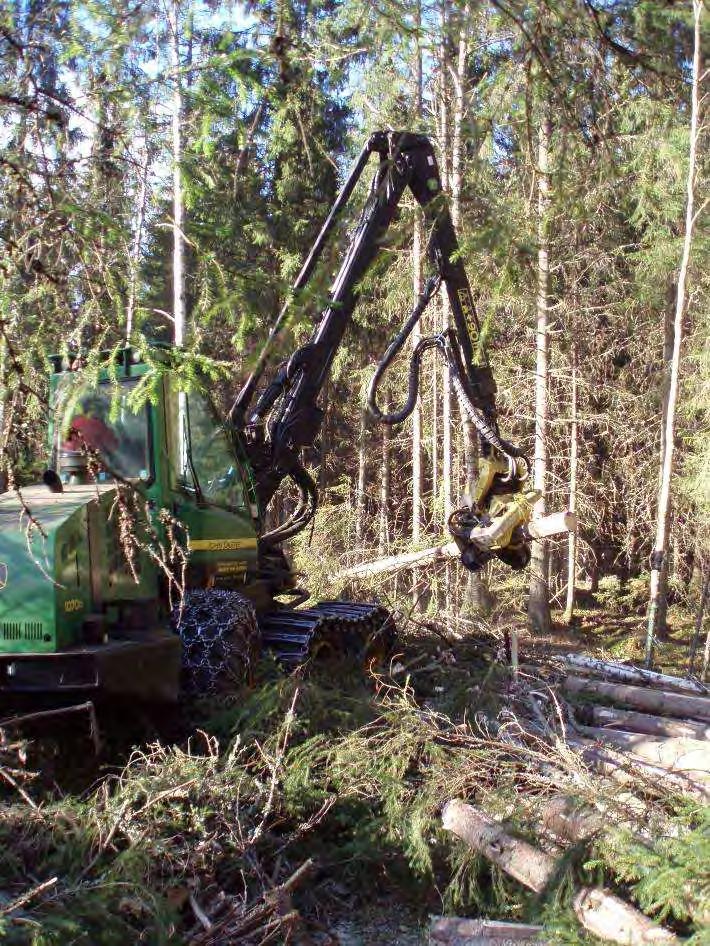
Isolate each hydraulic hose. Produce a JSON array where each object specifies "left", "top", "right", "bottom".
[{"left": 367, "top": 274, "right": 441, "bottom": 424}]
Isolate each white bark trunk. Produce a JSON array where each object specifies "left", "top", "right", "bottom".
[
  {"left": 125, "top": 138, "right": 150, "bottom": 342},
  {"left": 563, "top": 338, "right": 578, "bottom": 623},
  {"left": 573, "top": 888, "right": 678, "bottom": 946},
  {"left": 379, "top": 397, "right": 391, "bottom": 555},
  {"left": 169, "top": 0, "right": 186, "bottom": 347},
  {"left": 355, "top": 408, "right": 367, "bottom": 545},
  {"left": 442, "top": 801, "right": 678, "bottom": 945},
  {"left": 528, "top": 111, "right": 552, "bottom": 633},
  {"left": 646, "top": 0, "right": 704, "bottom": 666},
  {"left": 563, "top": 654, "right": 709, "bottom": 694},
  {"left": 411, "top": 0, "right": 424, "bottom": 551}
]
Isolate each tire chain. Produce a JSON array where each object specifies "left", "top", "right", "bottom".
[{"left": 171, "top": 588, "right": 260, "bottom": 695}]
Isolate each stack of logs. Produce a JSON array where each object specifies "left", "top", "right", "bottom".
[
  {"left": 432, "top": 656, "right": 709, "bottom": 946},
  {"left": 560, "top": 654, "right": 709, "bottom": 800}
]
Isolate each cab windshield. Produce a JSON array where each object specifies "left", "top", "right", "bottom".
[
  {"left": 168, "top": 385, "right": 246, "bottom": 511},
  {"left": 55, "top": 377, "right": 151, "bottom": 482}
]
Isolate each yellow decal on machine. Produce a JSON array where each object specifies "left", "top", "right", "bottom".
[
  {"left": 189, "top": 538, "right": 257, "bottom": 552},
  {"left": 457, "top": 288, "right": 479, "bottom": 342},
  {"left": 216, "top": 561, "right": 247, "bottom": 576},
  {"left": 64, "top": 598, "right": 84, "bottom": 613}
]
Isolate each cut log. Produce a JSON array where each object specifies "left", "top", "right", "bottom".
[
  {"left": 569, "top": 737, "right": 709, "bottom": 801},
  {"left": 564, "top": 676, "right": 710, "bottom": 722},
  {"left": 577, "top": 704, "right": 710, "bottom": 741},
  {"left": 563, "top": 655, "right": 708, "bottom": 695},
  {"left": 441, "top": 801, "right": 678, "bottom": 945},
  {"left": 539, "top": 795, "right": 603, "bottom": 841},
  {"left": 441, "top": 799, "right": 555, "bottom": 893},
  {"left": 573, "top": 888, "right": 677, "bottom": 946},
  {"left": 578, "top": 727, "right": 710, "bottom": 778},
  {"left": 430, "top": 917, "right": 543, "bottom": 946}
]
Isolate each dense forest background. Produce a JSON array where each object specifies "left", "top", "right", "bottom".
[{"left": 0, "top": 0, "right": 708, "bottom": 663}]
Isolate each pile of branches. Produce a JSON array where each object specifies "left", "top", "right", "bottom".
[
  {"left": 0, "top": 693, "right": 325, "bottom": 944},
  {"left": 0, "top": 632, "right": 707, "bottom": 945}
]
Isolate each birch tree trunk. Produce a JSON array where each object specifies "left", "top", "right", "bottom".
[
  {"left": 125, "top": 136, "right": 150, "bottom": 342},
  {"left": 528, "top": 111, "right": 552, "bottom": 634},
  {"left": 645, "top": 0, "right": 704, "bottom": 667},
  {"left": 439, "top": 0, "right": 452, "bottom": 533},
  {"left": 563, "top": 331, "right": 578, "bottom": 623},
  {"left": 411, "top": 0, "right": 424, "bottom": 555},
  {"left": 379, "top": 395, "right": 391, "bottom": 555},
  {"left": 169, "top": 0, "right": 186, "bottom": 347}
]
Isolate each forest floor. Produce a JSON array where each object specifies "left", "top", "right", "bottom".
[{"left": 0, "top": 577, "right": 707, "bottom": 945}]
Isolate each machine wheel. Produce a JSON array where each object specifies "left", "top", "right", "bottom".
[{"left": 171, "top": 589, "right": 261, "bottom": 695}]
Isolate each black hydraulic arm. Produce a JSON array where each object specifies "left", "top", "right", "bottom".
[{"left": 230, "top": 131, "right": 527, "bottom": 551}]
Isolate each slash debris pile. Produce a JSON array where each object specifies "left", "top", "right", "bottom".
[{"left": 0, "top": 625, "right": 708, "bottom": 945}]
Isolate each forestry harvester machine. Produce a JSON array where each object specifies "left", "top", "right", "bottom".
[{"left": 0, "top": 132, "right": 550, "bottom": 704}]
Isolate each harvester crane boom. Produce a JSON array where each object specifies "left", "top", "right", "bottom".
[{"left": 232, "top": 131, "right": 533, "bottom": 570}]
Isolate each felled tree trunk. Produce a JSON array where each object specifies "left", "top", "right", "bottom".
[
  {"left": 569, "top": 737, "right": 709, "bottom": 801},
  {"left": 441, "top": 801, "right": 678, "bottom": 945},
  {"left": 577, "top": 728, "right": 710, "bottom": 778},
  {"left": 441, "top": 800, "right": 555, "bottom": 893},
  {"left": 577, "top": 704, "right": 710, "bottom": 741},
  {"left": 573, "top": 889, "right": 677, "bottom": 946},
  {"left": 564, "top": 676, "right": 710, "bottom": 722},
  {"left": 430, "top": 917, "right": 543, "bottom": 946},
  {"left": 563, "top": 655, "right": 708, "bottom": 695}
]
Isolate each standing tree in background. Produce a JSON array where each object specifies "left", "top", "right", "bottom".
[
  {"left": 169, "top": 0, "right": 186, "bottom": 347},
  {"left": 645, "top": 0, "right": 704, "bottom": 667},
  {"left": 528, "top": 109, "right": 553, "bottom": 634}
]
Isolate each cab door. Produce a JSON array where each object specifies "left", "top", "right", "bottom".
[{"left": 165, "top": 383, "right": 260, "bottom": 589}]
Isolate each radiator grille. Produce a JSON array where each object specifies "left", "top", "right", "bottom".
[
  {"left": 1, "top": 622, "right": 21, "bottom": 640},
  {"left": 23, "top": 622, "right": 44, "bottom": 641}
]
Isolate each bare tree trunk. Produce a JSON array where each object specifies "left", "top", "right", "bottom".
[
  {"left": 440, "top": 15, "right": 452, "bottom": 533},
  {"left": 449, "top": 4, "right": 490, "bottom": 615},
  {"left": 169, "top": 0, "right": 186, "bottom": 347},
  {"left": 125, "top": 137, "right": 150, "bottom": 342},
  {"left": 646, "top": 0, "right": 703, "bottom": 667},
  {"left": 563, "top": 332, "right": 578, "bottom": 623},
  {"left": 355, "top": 407, "right": 367, "bottom": 546},
  {"left": 528, "top": 111, "right": 552, "bottom": 634},
  {"left": 409, "top": 0, "right": 425, "bottom": 611},
  {"left": 411, "top": 0, "right": 424, "bottom": 555},
  {"left": 379, "top": 395, "right": 391, "bottom": 555}
]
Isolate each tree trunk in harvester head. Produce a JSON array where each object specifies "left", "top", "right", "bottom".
[
  {"left": 528, "top": 112, "right": 552, "bottom": 634},
  {"left": 646, "top": 0, "right": 703, "bottom": 668}
]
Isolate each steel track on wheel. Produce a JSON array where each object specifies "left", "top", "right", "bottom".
[{"left": 259, "top": 601, "right": 395, "bottom": 667}]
